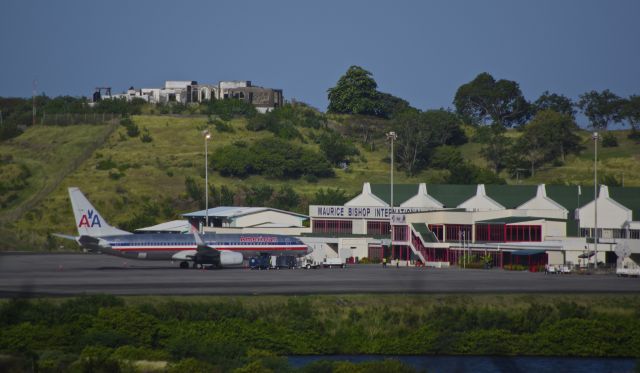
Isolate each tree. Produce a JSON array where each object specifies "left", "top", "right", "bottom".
[
  {"left": 618, "top": 95, "right": 640, "bottom": 132},
  {"left": 533, "top": 91, "right": 576, "bottom": 118},
  {"left": 245, "top": 185, "right": 274, "bottom": 206},
  {"left": 311, "top": 188, "right": 350, "bottom": 205},
  {"left": 393, "top": 109, "right": 467, "bottom": 175},
  {"left": 423, "top": 109, "right": 468, "bottom": 146},
  {"left": 454, "top": 72, "right": 531, "bottom": 127},
  {"left": 318, "top": 132, "right": 359, "bottom": 166},
  {"left": 577, "top": 89, "right": 622, "bottom": 130},
  {"left": 393, "top": 111, "right": 433, "bottom": 175},
  {"left": 516, "top": 132, "right": 547, "bottom": 177},
  {"left": 479, "top": 132, "right": 512, "bottom": 174},
  {"left": 514, "top": 110, "right": 581, "bottom": 175},
  {"left": 328, "top": 66, "right": 382, "bottom": 116},
  {"left": 377, "top": 92, "right": 412, "bottom": 118},
  {"left": 272, "top": 185, "right": 300, "bottom": 211}
]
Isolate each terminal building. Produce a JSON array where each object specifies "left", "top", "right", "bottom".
[{"left": 308, "top": 182, "right": 640, "bottom": 270}]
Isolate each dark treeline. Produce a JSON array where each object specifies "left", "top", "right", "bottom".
[
  {"left": 1, "top": 295, "right": 639, "bottom": 372},
  {"left": 327, "top": 66, "right": 640, "bottom": 180}
]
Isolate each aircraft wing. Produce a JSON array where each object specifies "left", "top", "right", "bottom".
[{"left": 191, "top": 232, "right": 243, "bottom": 266}]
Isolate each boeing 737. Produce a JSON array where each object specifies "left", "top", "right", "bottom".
[{"left": 56, "top": 187, "right": 310, "bottom": 268}]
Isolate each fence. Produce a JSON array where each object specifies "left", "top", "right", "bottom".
[{"left": 39, "top": 112, "right": 122, "bottom": 126}]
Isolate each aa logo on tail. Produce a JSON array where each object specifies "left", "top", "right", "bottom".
[{"left": 78, "top": 209, "right": 102, "bottom": 228}]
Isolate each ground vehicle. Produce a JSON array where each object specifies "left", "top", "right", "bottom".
[
  {"left": 300, "top": 258, "right": 320, "bottom": 269},
  {"left": 323, "top": 257, "right": 345, "bottom": 268},
  {"left": 274, "top": 255, "right": 297, "bottom": 269},
  {"left": 249, "top": 255, "right": 271, "bottom": 270}
]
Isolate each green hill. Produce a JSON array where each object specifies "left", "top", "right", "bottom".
[{"left": 0, "top": 113, "right": 639, "bottom": 250}]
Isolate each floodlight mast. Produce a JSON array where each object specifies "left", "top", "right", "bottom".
[
  {"left": 204, "top": 130, "right": 211, "bottom": 232},
  {"left": 386, "top": 131, "right": 397, "bottom": 261},
  {"left": 593, "top": 132, "right": 598, "bottom": 269}
]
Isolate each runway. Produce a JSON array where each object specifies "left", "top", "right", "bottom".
[{"left": 0, "top": 253, "right": 639, "bottom": 296}]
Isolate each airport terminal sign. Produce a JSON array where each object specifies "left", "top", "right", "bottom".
[{"left": 310, "top": 205, "right": 429, "bottom": 219}]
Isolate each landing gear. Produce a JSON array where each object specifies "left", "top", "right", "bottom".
[{"left": 179, "top": 261, "right": 189, "bottom": 269}]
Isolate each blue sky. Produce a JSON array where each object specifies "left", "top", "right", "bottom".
[{"left": 1, "top": 0, "right": 639, "bottom": 124}]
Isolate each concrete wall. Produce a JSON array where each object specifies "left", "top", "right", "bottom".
[
  {"left": 339, "top": 238, "right": 369, "bottom": 260},
  {"left": 352, "top": 219, "right": 366, "bottom": 234}
]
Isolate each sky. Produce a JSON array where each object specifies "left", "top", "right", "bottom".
[{"left": 1, "top": 0, "right": 639, "bottom": 126}]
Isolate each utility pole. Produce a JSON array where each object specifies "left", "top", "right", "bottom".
[{"left": 386, "top": 131, "right": 397, "bottom": 262}]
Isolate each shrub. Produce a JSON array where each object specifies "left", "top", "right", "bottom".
[
  {"left": 120, "top": 116, "right": 140, "bottom": 137},
  {"left": 318, "top": 132, "right": 359, "bottom": 165},
  {"left": 205, "top": 99, "right": 257, "bottom": 120},
  {"left": 601, "top": 132, "right": 618, "bottom": 147},
  {"left": 213, "top": 120, "right": 234, "bottom": 133},
  {"left": 140, "top": 127, "right": 153, "bottom": 142},
  {"left": 627, "top": 130, "right": 640, "bottom": 140},
  {"left": 96, "top": 157, "right": 117, "bottom": 170}
]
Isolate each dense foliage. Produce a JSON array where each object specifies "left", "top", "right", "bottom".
[
  {"left": 454, "top": 72, "right": 531, "bottom": 127},
  {"left": 513, "top": 110, "right": 583, "bottom": 175},
  {"left": 327, "top": 66, "right": 411, "bottom": 118},
  {"left": 1, "top": 295, "right": 639, "bottom": 372},
  {"left": 0, "top": 154, "right": 31, "bottom": 208},
  {"left": 577, "top": 90, "right": 622, "bottom": 130},
  {"left": 391, "top": 109, "right": 469, "bottom": 176},
  {"left": 204, "top": 98, "right": 257, "bottom": 121},
  {"left": 211, "top": 137, "right": 334, "bottom": 179}
]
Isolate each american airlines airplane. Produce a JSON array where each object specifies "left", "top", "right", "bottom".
[{"left": 56, "top": 187, "right": 310, "bottom": 269}]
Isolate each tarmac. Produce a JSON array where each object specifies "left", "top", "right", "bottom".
[{"left": 0, "top": 253, "right": 639, "bottom": 297}]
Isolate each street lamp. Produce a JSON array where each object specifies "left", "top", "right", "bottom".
[
  {"left": 592, "top": 132, "right": 599, "bottom": 269},
  {"left": 386, "top": 131, "right": 397, "bottom": 261},
  {"left": 203, "top": 130, "right": 211, "bottom": 232}
]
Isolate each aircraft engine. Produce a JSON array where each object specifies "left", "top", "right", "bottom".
[{"left": 219, "top": 250, "right": 244, "bottom": 266}]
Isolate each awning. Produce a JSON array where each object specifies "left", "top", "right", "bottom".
[{"left": 510, "top": 249, "right": 547, "bottom": 256}]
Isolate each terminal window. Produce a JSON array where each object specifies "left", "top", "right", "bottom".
[
  {"left": 312, "top": 220, "right": 352, "bottom": 234},
  {"left": 368, "top": 221, "right": 390, "bottom": 236}
]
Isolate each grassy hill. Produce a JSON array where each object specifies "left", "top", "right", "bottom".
[{"left": 0, "top": 113, "right": 638, "bottom": 250}]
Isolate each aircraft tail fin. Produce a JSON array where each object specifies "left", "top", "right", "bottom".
[{"left": 68, "top": 187, "right": 130, "bottom": 237}]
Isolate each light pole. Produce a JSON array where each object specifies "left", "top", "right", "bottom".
[
  {"left": 593, "top": 132, "right": 598, "bottom": 269},
  {"left": 204, "top": 130, "right": 211, "bottom": 232},
  {"left": 386, "top": 131, "right": 397, "bottom": 261}
]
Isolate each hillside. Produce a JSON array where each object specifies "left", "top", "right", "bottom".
[{"left": 0, "top": 113, "right": 639, "bottom": 250}]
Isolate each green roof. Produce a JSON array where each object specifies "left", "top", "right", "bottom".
[
  {"left": 485, "top": 185, "right": 537, "bottom": 208},
  {"left": 411, "top": 223, "right": 438, "bottom": 243},
  {"left": 609, "top": 187, "right": 640, "bottom": 221},
  {"left": 476, "top": 216, "right": 549, "bottom": 224},
  {"left": 370, "top": 184, "right": 418, "bottom": 206},
  {"left": 545, "top": 185, "right": 594, "bottom": 212},
  {"left": 426, "top": 184, "right": 477, "bottom": 208}
]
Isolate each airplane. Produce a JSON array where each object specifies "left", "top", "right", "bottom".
[{"left": 56, "top": 187, "right": 310, "bottom": 269}]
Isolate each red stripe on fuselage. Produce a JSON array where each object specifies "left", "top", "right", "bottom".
[{"left": 111, "top": 246, "right": 308, "bottom": 252}]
